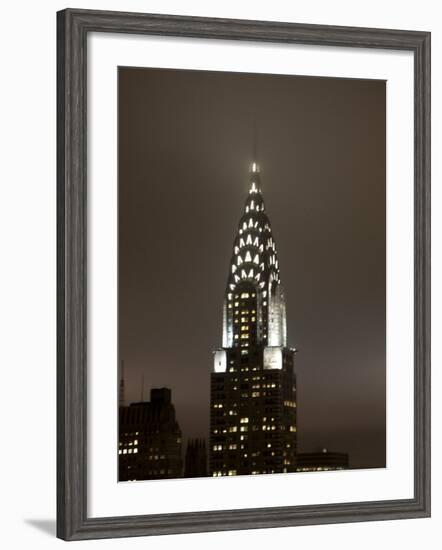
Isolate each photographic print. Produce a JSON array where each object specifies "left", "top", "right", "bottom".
[{"left": 117, "top": 66, "right": 386, "bottom": 482}]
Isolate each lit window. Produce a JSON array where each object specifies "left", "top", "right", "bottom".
[{"left": 240, "top": 417, "right": 249, "bottom": 423}]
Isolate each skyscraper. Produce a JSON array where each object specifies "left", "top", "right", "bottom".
[{"left": 209, "top": 161, "right": 297, "bottom": 477}]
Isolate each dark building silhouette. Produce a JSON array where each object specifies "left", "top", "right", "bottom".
[
  {"left": 295, "top": 448, "right": 349, "bottom": 472},
  {"left": 209, "top": 161, "right": 297, "bottom": 477},
  {"left": 119, "top": 388, "right": 183, "bottom": 481},
  {"left": 184, "top": 438, "right": 208, "bottom": 478}
]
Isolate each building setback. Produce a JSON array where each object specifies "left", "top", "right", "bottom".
[
  {"left": 209, "top": 161, "right": 297, "bottom": 477},
  {"left": 119, "top": 388, "right": 183, "bottom": 481}
]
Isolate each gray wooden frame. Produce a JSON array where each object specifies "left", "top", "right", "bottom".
[{"left": 57, "top": 8, "right": 431, "bottom": 541}]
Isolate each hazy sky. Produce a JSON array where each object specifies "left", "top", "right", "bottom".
[{"left": 118, "top": 66, "right": 386, "bottom": 469}]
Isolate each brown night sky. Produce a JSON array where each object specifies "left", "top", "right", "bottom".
[{"left": 118, "top": 66, "right": 386, "bottom": 469}]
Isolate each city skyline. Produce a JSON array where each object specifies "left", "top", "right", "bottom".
[{"left": 118, "top": 66, "right": 386, "bottom": 470}]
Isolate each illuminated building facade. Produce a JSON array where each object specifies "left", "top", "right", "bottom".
[
  {"left": 209, "top": 162, "right": 297, "bottom": 477},
  {"left": 118, "top": 388, "right": 183, "bottom": 481}
]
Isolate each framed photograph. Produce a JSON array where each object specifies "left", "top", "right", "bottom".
[{"left": 57, "top": 8, "right": 431, "bottom": 541}]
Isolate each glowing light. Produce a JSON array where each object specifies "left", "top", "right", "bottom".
[
  {"left": 263, "top": 346, "right": 283, "bottom": 370},
  {"left": 214, "top": 350, "right": 227, "bottom": 372}
]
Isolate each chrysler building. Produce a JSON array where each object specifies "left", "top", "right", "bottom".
[{"left": 209, "top": 161, "right": 297, "bottom": 477}]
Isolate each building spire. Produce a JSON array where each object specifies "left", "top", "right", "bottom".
[
  {"left": 140, "top": 372, "right": 145, "bottom": 402},
  {"left": 251, "top": 122, "right": 260, "bottom": 176},
  {"left": 119, "top": 360, "right": 125, "bottom": 408}
]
